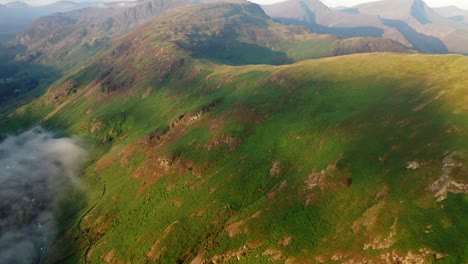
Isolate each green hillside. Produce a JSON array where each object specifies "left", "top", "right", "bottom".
[
  {"left": 0, "top": 2, "right": 466, "bottom": 264},
  {"left": 1, "top": 1, "right": 410, "bottom": 120},
  {"left": 5, "top": 50, "right": 467, "bottom": 262}
]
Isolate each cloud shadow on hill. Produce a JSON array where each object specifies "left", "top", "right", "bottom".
[{"left": 0, "top": 44, "right": 61, "bottom": 116}]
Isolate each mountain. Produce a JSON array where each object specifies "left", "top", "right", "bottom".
[
  {"left": 262, "top": 0, "right": 468, "bottom": 54},
  {"left": 435, "top": 6, "right": 468, "bottom": 25},
  {"left": 44, "top": 1, "right": 82, "bottom": 10},
  {"left": 0, "top": 0, "right": 412, "bottom": 126},
  {"left": 0, "top": 1, "right": 466, "bottom": 263},
  {"left": 3, "top": 20, "right": 467, "bottom": 264},
  {"left": 261, "top": 0, "right": 411, "bottom": 45},
  {"left": 13, "top": 0, "right": 411, "bottom": 72},
  {"left": 4, "top": 1, "right": 29, "bottom": 8},
  {"left": 14, "top": 0, "right": 192, "bottom": 71},
  {"left": 2, "top": 0, "right": 410, "bottom": 106},
  {"left": 354, "top": 0, "right": 468, "bottom": 54},
  {"left": 0, "top": 0, "right": 101, "bottom": 42}
]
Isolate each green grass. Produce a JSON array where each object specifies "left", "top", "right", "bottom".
[{"left": 2, "top": 49, "right": 467, "bottom": 263}]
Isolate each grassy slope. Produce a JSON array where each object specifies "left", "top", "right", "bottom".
[
  {"left": 0, "top": 1, "right": 411, "bottom": 123},
  {"left": 7, "top": 52, "right": 466, "bottom": 263},
  {"left": 0, "top": 3, "right": 464, "bottom": 264}
]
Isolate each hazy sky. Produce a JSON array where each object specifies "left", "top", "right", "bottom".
[
  {"left": 1, "top": 0, "right": 468, "bottom": 10},
  {"left": 253, "top": 0, "right": 468, "bottom": 9}
]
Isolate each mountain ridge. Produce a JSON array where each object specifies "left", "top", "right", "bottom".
[
  {"left": 262, "top": 0, "right": 468, "bottom": 54},
  {"left": 435, "top": 5, "right": 468, "bottom": 25},
  {"left": 262, "top": 0, "right": 411, "bottom": 45},
  {"left": 14, "top": 0, "right": 193, "bottom": 71}
]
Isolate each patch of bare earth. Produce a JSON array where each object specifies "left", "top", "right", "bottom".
[
  {"left": 224, "top": 210, "right": 263, "bottom": 237},
  {"left": 325, "top": 248, "right": 447, "bottom": 264},
  {"left": 352, "top": 186, "right": 401, "bottom": 251},
  {"left": 147, "top": 221, "right": 180, "bottom": 261},
  {"left": 101, "top": 249, "right": 116, "bottom": 263},
  {"left": 193, "top": 241, "right": 263, "bottom": 263},
  {"left": 363, "top": 217, "right": 398, "bottom": 250},
  {"left": 277, "top": 236, "right": 293, "bottom": 247},
  {"left": 262, "top": 248, "right": 285, "bottom": 261},
  {"left": 100, "top": 248, "right": 128, "bottom": 264},
  {"left": 141, "top": 87, "right": 152, "bottom": 99},
  {"left": 132, "top": 155, "right": 196, "bottom": 199},
  {"left": 267, "top": 180, "right": 288, "bottom": 200},
  {"left": 303, "top": 161, "right": 350, "bottom": 206},
  {"left": 269, "top": 160, "right": 282, "bottom": 177}
]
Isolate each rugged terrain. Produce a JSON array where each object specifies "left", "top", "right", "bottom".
[
  {"left": 0, "top": 0, "right": 410, "bottom": 112},
  {"left": 262, "top": 0, "right": 468, "bottom": 54},
  {"left": 0, "top": 1, "right": 467, "bottom": 263},
  {"left": 14, "top": 0, "right": 192, "bottom": 71}
]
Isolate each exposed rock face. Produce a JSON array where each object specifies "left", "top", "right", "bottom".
[
  {"left": 363, "top": 217, "right": 398, "bottom": 250},
  {"left": 427, "top": 153, "right": 468, "bottom": 201},
  {"left": 406, "top": 161, "right": 422, "bottom": 169},
  {"left": 269, "top": 161, "right": 282, "bottom": 177}
]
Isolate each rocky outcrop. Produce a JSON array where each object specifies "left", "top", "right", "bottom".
[{"left": 427, "top": 153, "right": 468, "bottom": 201}]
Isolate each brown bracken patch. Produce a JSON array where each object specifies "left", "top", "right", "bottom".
[{"left": 147, "top": 221, "right": 180, "bottom": 261}]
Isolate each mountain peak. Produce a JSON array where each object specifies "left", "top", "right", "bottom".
[
  {"left": 410, "top": 0, "right": 432, "bottom": 24},
  {"left": 355, "top": 0, "right": 436, "bottom": 24},
  {"left": 261, "top": 0, "right": 331, "bottom": 24},
  {"left": 5, "top": 1, "right": 29, "bottom": 8},
  {"left": 298, "top": 0, "right": 330, "bottom": 13}
]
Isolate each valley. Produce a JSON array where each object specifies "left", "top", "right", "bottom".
[{"left": 0, "top": 0, "right": 466, "bottom": 263}]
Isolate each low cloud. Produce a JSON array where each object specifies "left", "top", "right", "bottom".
[{"left": 0, "top": 127, "right": 87, "bottom": 264}]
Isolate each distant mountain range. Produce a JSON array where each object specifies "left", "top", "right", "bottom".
[
  {"left": 0, "top": 1, "right": 105, "bottom": 41},
  {"left": 262, "top": 0, "right": 468, "bottom": 54},
  {"left": 14, "top": 0, "right": 192, "bottom": 70},
  {"left": 435, "top": 6, "right": 468, "bottom": 25},
  {"left": 14, "top": 0, "right": 412, "bottom": 73}
]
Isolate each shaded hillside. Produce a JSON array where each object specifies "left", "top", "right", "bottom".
[
  {"left": 14, "top": 0, "right": 192, "bottom": 71},
  {"left": 0, "top": 43, "right": 59, "bottom": 116},
  {"left": 0, "top": 1, "right": 410, "bottom": 122},
  {"left": 14, "top": 0, "right": 411, "bottom": 72},
  {"left": 41, "top": 2, "right": 410, "bottom": 99},
  {"left": 261, "top": 0, "right": 411, "bottom": 46},
  {"left": 263, "top": 0, "right": 468, "bottom": 54},
  {"left": 355, "top": 0, "right": 468, "bottom": 54}
]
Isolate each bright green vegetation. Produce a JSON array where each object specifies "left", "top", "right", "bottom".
[
  {"left": 4, "top": 52, "right": 467, "bottom": 263},
  {"left": 0, "top": 2, "right": 466, "bottom": 264}
]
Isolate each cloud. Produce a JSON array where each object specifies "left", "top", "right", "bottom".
[{"left": 0, "top": 127, "right": 87, "bottom": 264}]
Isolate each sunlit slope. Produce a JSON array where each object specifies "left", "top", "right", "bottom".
[
  {"left": 13, "top": 1, "right": 410, "bottom": 72},
  {"left": 12, "top": 52, "right": 465, "bottom": 263}
]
